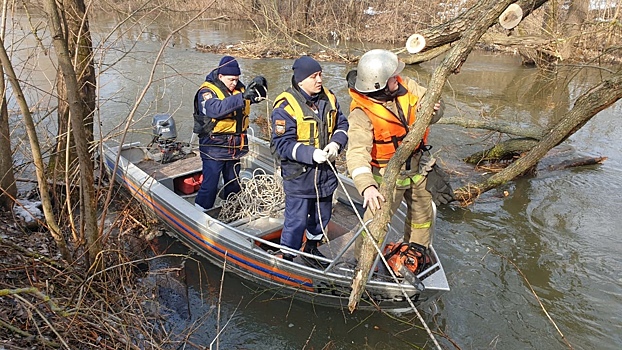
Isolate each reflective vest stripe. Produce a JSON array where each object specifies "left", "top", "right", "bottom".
[
  {"left": 410, "top": 221, "right": 432, "bottom": 229},
  {"left": 198, "top": 81, "right": 250, "bottom": 135},
  {"left": 273, "top": 88, "right": 338, "bottom": 148},
  {"left": 373, "top": 173, "right": 424, "bottom": 187}
]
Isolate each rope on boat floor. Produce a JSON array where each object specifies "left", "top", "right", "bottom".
[{"left": 217, "top": 168, "right": 285, "bottom": 223}]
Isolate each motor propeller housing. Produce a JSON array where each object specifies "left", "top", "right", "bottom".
[{"left": 152, "top": 113, "right": 178, "bottom": 143}]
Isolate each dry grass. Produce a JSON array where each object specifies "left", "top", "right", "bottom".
[{"left": 0, "top": 199, "right": 190, "bottom": 348}]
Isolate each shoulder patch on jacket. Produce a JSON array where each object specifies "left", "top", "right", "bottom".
[{"left": 275, "top": 119, "right": 286, "bottom": 136}]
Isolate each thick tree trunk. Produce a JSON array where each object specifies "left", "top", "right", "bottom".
[
  {"left": 50, "top": 0, "right": 96, "bottom": 243},
  {"left": 0, "top": 79, "right": 16, "bottom": 211},
  {"left": 52, "top": 0, "right": 96, "bottom": 166},
  {"left": 44, "top": 0, "right": 101, "bottom": 268},
  {"left": 349, "top": 0, "right": 521, "bottom": 312},
  {"left": 0, "top": 0, "right": 16, "bottom": 211},
  {"left": 464, "top": 138, "right": 539, "bottom": 164},
  {"left": 456, "top": 71, "right": 622, "bottom": 200}
]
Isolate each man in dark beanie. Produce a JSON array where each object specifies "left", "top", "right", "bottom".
[
  {"left": 193, "top": 55, "right": 268, "bottom": 211},
  {"left": 270, "top": 55, "right": 349, "bottom": 269}
]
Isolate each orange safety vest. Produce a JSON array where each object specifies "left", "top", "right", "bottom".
[{"left": 349, "top": 77, "right": 429, "bottom": 168}]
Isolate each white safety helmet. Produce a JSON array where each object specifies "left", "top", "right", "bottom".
[{"left": 354, "top": 49, "right": 405, "bottom": 93}]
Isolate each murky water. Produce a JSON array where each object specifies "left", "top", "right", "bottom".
[{"left": 10, "top": 12, "right": 621, "bottom": 349}]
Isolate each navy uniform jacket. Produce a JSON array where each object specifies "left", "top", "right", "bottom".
[
  {"left": 193, "top": 70, "right": 249, "bottom": 160},
  {"left": 271, "top": 86, "right": 348, "bottom": 198}
]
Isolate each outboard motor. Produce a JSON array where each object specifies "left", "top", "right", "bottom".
[
  {"left": 150, "top": 114, "right": 186, "bottom": 163},
  {"left": 152, "top": 113, "right": 178, "bottom": 143}
]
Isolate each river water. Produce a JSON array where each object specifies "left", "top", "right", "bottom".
[{"left": 11, "top": 13, "right": 621, "bottom": 349}]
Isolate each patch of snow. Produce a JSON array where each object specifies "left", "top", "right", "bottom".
[
  {"left": 364, "top": 6, "right": 388, "bottom": 15},
  {"left": 14, "top": 199, "right": 43, "bottom": 223},
  {"left": 364, "top": 6, "right": 376, "bottom": 15}
]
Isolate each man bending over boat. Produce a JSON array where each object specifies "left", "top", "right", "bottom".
[
  {"left": 193, "top": 56, "right": 268, "bottom": 211},
  {"left": 270, "top": 56, "right": 349, "bottom": 268}
]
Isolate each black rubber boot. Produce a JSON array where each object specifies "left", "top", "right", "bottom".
[{"left": 302, "top": 240, "right": 329, "bottom": 269}]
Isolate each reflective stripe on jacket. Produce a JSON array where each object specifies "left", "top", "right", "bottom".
[
  {"left": 193, "top": 80, "right": 250, "bottom": 135},
  {"left": 348, "top": 77, "right": 429, "bottom": 168},
  {"left": 272, "top": 87, "right": 338, "bottom": 149}
]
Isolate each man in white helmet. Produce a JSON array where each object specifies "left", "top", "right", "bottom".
[{"left": 345, "top": 49, "right": 448, "bottom": 256}]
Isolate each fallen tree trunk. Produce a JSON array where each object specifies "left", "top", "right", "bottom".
[
  {"left": 437, "top": 116, "right": 546, "bottom": 139},
  {"left": 401, "top": 0, "right": 550, "bottom": 64},
  {"left": 548, "top": 156, "right": 608, "bottom": 171},
  {"left": 464, "top": 138, "right": 539, "bottom": 164},
  {"left": 455, "top": 71, "right": 622, "bottom": 201}
]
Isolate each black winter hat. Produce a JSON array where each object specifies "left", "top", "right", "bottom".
[
  {"left": 217, "top": 56, "right": 241, "bottom": 76},
  {"left": 292, "top": 56, "right": 322, "bottom": 83}
]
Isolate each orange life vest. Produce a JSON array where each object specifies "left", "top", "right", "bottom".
[{"left": 349, "top": 77, "right": 429, "bottom": 168}]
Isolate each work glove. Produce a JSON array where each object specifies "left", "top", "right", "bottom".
[
  {"left": 425, "top": 164, "right": 455, "bottom": 206},
  {"left": 242, "top": 86, "right": 261, "bottom": 104},
  {"left": 252, "top": 75, "right": 268, "bottom": 90},
  {"left": 312, "top": 149, "right": 328, "bottom": 164},
  {"left": 243, "top": 76, "right": 268, "bottom": 104},
  {"left": 323, "top": 142, "right": 340, "bottom": 161}
]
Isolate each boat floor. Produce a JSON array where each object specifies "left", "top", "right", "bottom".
[{"left": 134, "top": 150, "right": 201, "bottom": 181}]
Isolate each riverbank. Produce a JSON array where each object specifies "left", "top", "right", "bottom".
[
  {"left": 0, "top": 202, "right": 161, "bottom": 347},
  {"left": 194, "top": 36, "right": 622, "bottom": 68}
]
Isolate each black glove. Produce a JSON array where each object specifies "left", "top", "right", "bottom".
[
  {"left": 425, "top": 164, "right": 455, "bottom": 206},
  {"left": 243, "top": 77, "right": 267, "bottom": 104},
  {"left": 251, "top": 75, "right": 267, "bottom": 100},
  {"left": 243, "top": 83, "right": 261, "bottom": 103},
  {"left": 252, "top": 75, "right": 268, "bottom": 90}
]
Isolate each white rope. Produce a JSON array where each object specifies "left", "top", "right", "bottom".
[{"left": 217, "top": 168, "right": 285, "bottom": 223}]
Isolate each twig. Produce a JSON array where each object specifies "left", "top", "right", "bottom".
[
  {"left": 487, "top": 247, "right": 575, "bottom": 349},
  {"left": 15, "top": 294, "right": 71, "bottom": 349},
  {"left": 214, "top": 251, "right": 227, "bottom": 350},
  {"left": 0, "top": 317, "right": 40, "bottom": 340},
  {"left": 1, "top": 287, "right": 68, "bottom": 316},
  {"left": 210, "top": 252, "right": 242, "bottom": 350},
  {"left": 302, "top": 325, "right": 316, "bottom": 350}
]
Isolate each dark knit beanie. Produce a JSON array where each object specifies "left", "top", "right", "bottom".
[
  {"left": 292, "top": 56, "right": 322, "bottom": 83},
  {"left": 217, "top": 56, "right": 241, "bottom": 76}
]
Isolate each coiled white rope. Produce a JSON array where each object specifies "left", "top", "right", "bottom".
[{"left": 217, "top": 168, "right": 285, "bottom": 223}]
